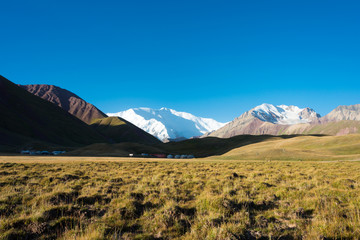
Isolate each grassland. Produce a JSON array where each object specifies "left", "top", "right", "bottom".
[
  {"left": 1, "top": 156, "right": 360, "bottom": 239},
  {"left": 67, "top": 134, "right": 360, "bottom": 161},
  {"left": 215, "top": 134, "right": 360, "bottom": 161}
]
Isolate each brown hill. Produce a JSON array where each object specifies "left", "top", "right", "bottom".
[
  {"left": 205, "top": 110, "right": 286, "bottom": 138},
  {"left": 20, "top": 84, "right": 107, "bottom": 124},
  {"left": 0, "top": 75, "right": 107, "bottom": 151}
]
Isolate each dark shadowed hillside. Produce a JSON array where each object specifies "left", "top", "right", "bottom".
[{"left": 0, "top": 75, "right": 107, "bottom": 151}]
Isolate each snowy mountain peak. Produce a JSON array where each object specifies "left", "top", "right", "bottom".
[
  {"left": 251, "top": 103, "right": 320, "bottom": 125},
  {"left": 107, "top": 107, "right": 226, "bottom": 141}
]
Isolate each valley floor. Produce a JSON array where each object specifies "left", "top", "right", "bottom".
[{"left": 0, "top": 156, "right": 360, "bottom": 239}]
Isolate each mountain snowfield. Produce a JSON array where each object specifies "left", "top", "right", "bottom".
[
  {"left": 107, "top": 107, "right": 226, "bottom": 141},
  {"left": 252, "top": 103, "right": 320, "bottom": 124}
]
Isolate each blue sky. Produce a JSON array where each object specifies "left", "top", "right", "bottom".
[{"left": 1, "top": 0, "right": 360, "bottom": 122}]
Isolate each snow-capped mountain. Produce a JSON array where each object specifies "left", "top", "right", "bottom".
[
  {"left": 206, "top": 103, "right": 321, "bottom": 138},
  {"left": 252, "top": 103, "right": 320, "bottom": 124},
  {"left": 107, "top": 107, "right": 226, "bottom": 141}
]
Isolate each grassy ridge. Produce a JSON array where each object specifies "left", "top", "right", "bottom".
[
  {"left": 69, "top": 135, "right": 310, "bottom": 158},
  {"left": 161, "top": 135, "right": 295, "bottom": 157},
  {"left": 0, "top": 157, "right": 360, "bottom": 239},
  {"left": 213, "top": 134, "right": 360, "bottom": 161},
  {"left": 69, "top": 134, "right": 295, "bottom": 157},
  {"left": 90, "top": 117, "right": 161, "bottom": 145},
  {"left": 67, "top": 134, "right": 360, "bottom": 160}
]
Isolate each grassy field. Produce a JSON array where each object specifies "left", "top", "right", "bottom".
[
  {"left": 0, "top": 156, "right": 360, "bottom": 239},
  {"left": 66, "top": 134, "right": 360, "bottom": 161},
  {"left": 215, "top": 134, "right": 360, "bottom": 161}
]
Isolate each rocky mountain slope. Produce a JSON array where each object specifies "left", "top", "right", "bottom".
[
  {"left": 206, "top": 104, "right": 321, "bottom": 138},
  {"left": 322, "top": 104, "right": 360, "bottom": 122},
  {"left": 108, "top": 107, "right": 225, "bottom": 141},
  {"left": 20, "top": 84, "right": 107, "bottom": 124},
  {"left": 206, "top": 103, "right": 360, "bottom": 138}
]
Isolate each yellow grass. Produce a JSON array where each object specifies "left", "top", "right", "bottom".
[
  {"left": 1, "top": 156, "right": 360, "bottom": 239},
  {"left": 216, "top": 134, "right": 360, "bottom": 161}
]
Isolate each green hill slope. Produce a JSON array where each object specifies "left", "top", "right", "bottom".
[
  {"left": 214, "top": 134, "right": 360, "bottom": 161},
  {"left": 90, "top": 117, "right": 161, "bottom": 145},
  {"left": 161, "top": 135, "right": 297, "bottom": 157}
]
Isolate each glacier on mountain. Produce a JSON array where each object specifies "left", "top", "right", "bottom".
[
  {"left": 251, "top": 103, "right": 320, "bottom": 125},
  {"left": 107, "top": 107, "right": 226, "bottom": 141}
]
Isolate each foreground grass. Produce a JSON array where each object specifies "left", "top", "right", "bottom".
[{"left": 0, "top": 157, "right": 360, "bottom": 239}]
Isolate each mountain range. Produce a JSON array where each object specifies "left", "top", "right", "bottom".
[
  {"left": 250, "top": 104, "right": 320, "bottom": 124},
  {"left": 108, "top": 107, "right": 225, "bottom": 142},
  {"left": 20, "top": 83, "right": 159, "bottom": 145},
  {"left": 17, "top": 81, "right": 360, "bottom": 142},
  {"left": 2, "top": 74, "right": 360, "bottom": 156},
  {"left": 108, "top": 103, "right": 360, "bottom": 141},
  {"left": 207, "top": 103, "right": 360, "bottom": 138},
  {"left": 0, "top": 76, "right": 160, "bottom": 152}
]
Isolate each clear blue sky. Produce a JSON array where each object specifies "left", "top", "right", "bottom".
[{"left": 1, "top": 0, "right": 360, "bottom": 122}]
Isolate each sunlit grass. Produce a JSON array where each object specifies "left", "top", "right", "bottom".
[{"left": 0, "top": 157, "right": 360, "bottom": 239}]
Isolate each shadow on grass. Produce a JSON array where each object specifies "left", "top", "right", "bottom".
[
  {"left": 160, "top": 134, "right": 327, "bottom": 158},
  {"left": 65, "top": 134, "right": 328, "bottom": 158}
]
